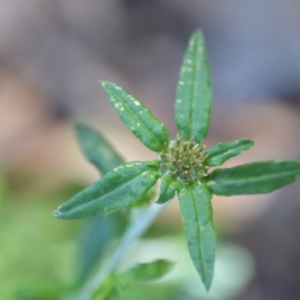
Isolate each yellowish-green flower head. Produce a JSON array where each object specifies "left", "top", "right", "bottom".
[{"left": 158, "top": 134, "right": 208, "bottom": 184}]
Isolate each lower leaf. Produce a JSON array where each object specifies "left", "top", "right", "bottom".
[
  {"left": 75, "top": 124, "right": 124, "bottom": 174},
  {"left": 178, "top": 183, "right": 216, "bottom": 291},
  {"left": 53, "top": 162, "right": 159, "bottom": 219},
  {"left": 119, "top": 260, "right": 173, "bottom": 283}
]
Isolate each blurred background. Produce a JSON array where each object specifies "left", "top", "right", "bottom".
[{"left": 1, "top": 0, "right": 300, "bottom": 299}]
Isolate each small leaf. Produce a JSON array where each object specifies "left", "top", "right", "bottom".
[
  {"left": 178, "top": 183, "right": 216, "bottom": 291},
  {"left": 156, "top": 175, "right": 179, "bottom": 204},
  {"left": 75, "top": 125, "right": 126, "bottom": 286},
  {"left": 101, "top": 81, "right": 169, "bottom": 152},
  {"left": 119, "top": 260, "right": 173, "bottom": 283},
  {"left": 207, "top": 160, "right": 300, "bottom": 196},
  {"left": 53, "top": 162, "right": 159, "bottom": 219},
  {"left": 75, "top": 124, "right": 124, "bottom": 174},
  {"left": 175, "top": 30, "right": 212, "bottom": 143},
  {"left": 205, "top": 139, "right": 254, "bottom": 167},
  {"left": 92, "top": 275, "right": 116, "bottom": 300}
]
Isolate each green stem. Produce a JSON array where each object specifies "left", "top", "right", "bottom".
[{"left": 66, "top": 202, "right": 167, "bottom": 300}]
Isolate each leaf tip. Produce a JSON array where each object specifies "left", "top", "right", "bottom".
[
  {"left": 204, "top": 278, "right": 213, "bottom": 292},
  {"left": 52, "top": 209, "right": 61, "bottom": 218},
  {"left": 201, "top": 269, "right": 214, "bottom": 291},
  {"left": 100, "top": 80, "right": 107, "bottom": 88},
  {"left": 191, "top": 29, "right": 204, "bottom": 43},
  {"left": 75, "top": 122, "right": 85, "bottom": 133},
  {"left": 248, "top": 139, "right": 255, "bottom": 146},
  {"left": 193, "top": 29, "right": 203, "bottom": 37},
  {"left": 100, "top": 80, "right": 116, "bottom": 90},
  {"left": 52, "top": 204, "right": 64, "bottom": 219}
]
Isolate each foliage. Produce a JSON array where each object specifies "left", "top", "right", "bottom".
[
  {"left": 53, "top": 30, "right": 300, "bottom": 296},
  {"left": 93, "top": 260, "right": 173, "bottom": 300}
]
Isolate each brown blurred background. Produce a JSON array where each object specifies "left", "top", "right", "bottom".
[{"left": 1, "top": 1, "right": 300, "bottom": 299}]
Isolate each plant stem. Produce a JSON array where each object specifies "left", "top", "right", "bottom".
[{"left": 68, "top": 202, "right": 167, "bottom": 300}]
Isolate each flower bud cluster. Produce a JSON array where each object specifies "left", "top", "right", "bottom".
[{"left": 159, "top": 134, "right": 208, "bottom": 184}]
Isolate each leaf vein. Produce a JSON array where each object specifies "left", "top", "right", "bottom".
[
  {"left": 190, "top": 187, "right": 207, "bottom": 282},
  {"left": 109, "top": 88, "right": 162, "bottom": 146}
]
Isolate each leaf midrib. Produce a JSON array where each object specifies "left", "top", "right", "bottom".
[
  {"left": 189, "top": 186, "right": 208, "bottom": 283},
  {"left": 188, "top": 36, "right": 199, "bottom": 140},
  {"left": 212, "top": 169, "right": 300, "bottom": 185},
  {"left": 208, "top": 144, "right": 247, "bottom": 158},
  {"left": 109, "top": 87, "right": 162, "bottom": 147},
  {"left": 62, "top": 168, "right": 154, "bottom": 212}
]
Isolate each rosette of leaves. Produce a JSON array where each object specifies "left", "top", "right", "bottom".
[{"left": 53, "top": 30, "right": 300, "bottom": 291}]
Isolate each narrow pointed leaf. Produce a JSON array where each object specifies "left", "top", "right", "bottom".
[
  {"left": 53, "top": 162, "right": 159, "bottom": 219},
  {"left": 75, "top": 123, "right": 124, "bottom": 174},
  {"left": 101, "top": 81, "right": 169, "bottom": 152},
  {"left": 178, "top": 183, "right": 216, "bottom": 290},
  {"left": 207, "top": 161, "right": 300, "bottom": 196},
  {"left": 205, "top": 139, "right": 254, "bottom": 167},
  {"left": 119, "top": 260, "right": 173, "bottom": 283},
  {"left": 75, "top": 125, "right": 125, "bottom": 285},
  {"left": 175, "top": 30, "right": 212, "bottom": 143},
  {"left": 156, "top": 175, "right": 179, "bottom": 204}
]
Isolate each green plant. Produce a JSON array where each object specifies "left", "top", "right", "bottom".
[{"left": 53, "top": 30, "right": 300, "bottom": 298}]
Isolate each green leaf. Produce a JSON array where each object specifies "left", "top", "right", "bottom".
[
  {"left": 175, "top": 30, "right": 212, "bottom": 143},
  {"left": 76, "top": 215, "right": 118, "bottom": 285},
  {"left": 53, "top": 162, "right": 159, "bottom": 219},
  {"left": 178, "top": 183, "right": 216, "bottom": 291},
  {"left": 75, "top": 124, "right": 124, "bottom": 174},
  {"left": 207, "top": 160, "right": 300, "bottom": 196},
  {"left": 92, "top": 275, "right": 116, "bottom": 300},
  {"left": 119, "top": 260, "right": 173, "bottom": 283},
  {"left": 75, "top": 124, "right": 126, "bottom": 285},
  {"left": 156, "top": 175, "right": 179, "bottom": 204},
  {"left": 205, "top": 139, "right": 254, "bottom": 167},
  {"left": 101, "top": 81, "right": 169, "bottom": 152}
]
